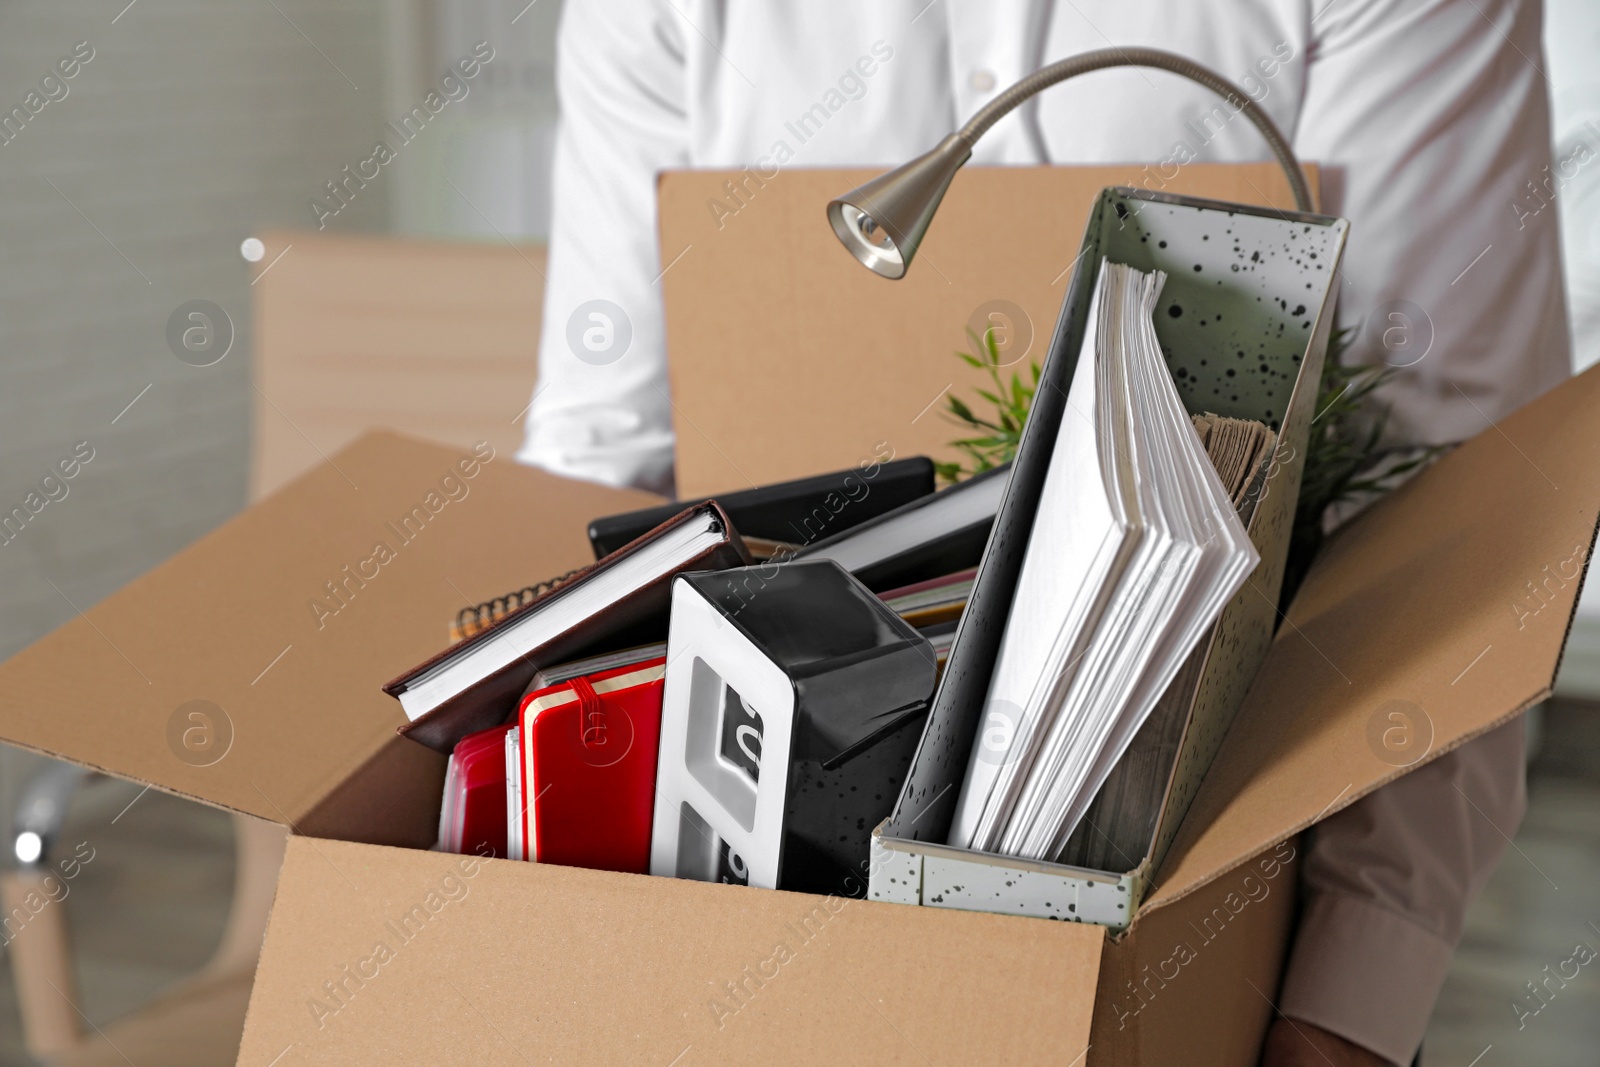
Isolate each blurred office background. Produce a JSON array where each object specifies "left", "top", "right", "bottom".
[{"left": 0, "top": 1, "right": 1596, "bottom": 1064}]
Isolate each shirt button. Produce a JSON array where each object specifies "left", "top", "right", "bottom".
[{"left": 970, "top": 69, "right": 997, "bottom": 92}]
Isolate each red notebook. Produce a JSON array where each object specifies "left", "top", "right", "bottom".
[
  {"left": 518, "top": 657, "right": 666, "bottom": 874},
  {"left": 438, "top": 723, "right": 512, "bottom": 859}
]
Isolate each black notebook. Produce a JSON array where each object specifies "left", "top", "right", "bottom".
[
  {"left": 586, "top": 457, "right": 935, "bottom": 559},
  {"left": 794, "top": 463, "right": 1010, "bottom": 592}
]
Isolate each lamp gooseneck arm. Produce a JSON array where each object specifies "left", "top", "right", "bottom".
[{"left": 955, "top": 47, "right": 1314, "bottom": 213}]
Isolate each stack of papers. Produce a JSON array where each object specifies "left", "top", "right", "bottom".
[{"left": 948, "top": 261, "right": 1260, "bottom": 861}]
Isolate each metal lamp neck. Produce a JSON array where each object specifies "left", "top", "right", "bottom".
[{"left": 954, "top": 47, "right": 1314, "bottom": 213}]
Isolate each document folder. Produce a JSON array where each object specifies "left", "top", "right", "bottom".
[{"left": 869, "top": 187, "right": 1348, "bottom": 930}]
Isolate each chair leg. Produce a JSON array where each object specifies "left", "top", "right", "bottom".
[
  {"left": 200, "top": 813, "right": 288, "bottom": 979},
  {"left": 2, "top": 868, "right": 82, "bottom": 1060}
]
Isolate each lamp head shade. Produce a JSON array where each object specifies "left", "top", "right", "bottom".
[{"left": 826, "top": 134, "right": 972, "bottom": 279}]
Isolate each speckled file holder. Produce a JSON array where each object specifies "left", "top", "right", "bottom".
[
  {"left": 651, "top": 558, "right": 937, "bottom": 896},
  {"left": 869, "top": 188, "right": 1350, "bottom": 932}
]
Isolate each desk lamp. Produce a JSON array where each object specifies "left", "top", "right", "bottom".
[{"left": 827, "top": 47, "right": 1312, "bottom": 278}]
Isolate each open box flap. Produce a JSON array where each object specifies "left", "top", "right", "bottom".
[
  {"left": 1141, "top": 364, "right": 1600, "bottom": 916},
  {"left": 659, "top": 163, "right": 1314, "bottom": 498},
  {"left": 238, "top": 836, "right": 1102, "bottom": 1065},
  {"left": 0, "top": 432, "right": 656, "bottom": 843}
]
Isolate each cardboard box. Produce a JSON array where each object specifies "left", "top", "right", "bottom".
[
  {"left": 0, "top": 433, "right": 1100, "bottom": 1064},
  {"left": 1, "top": 165, "right": 1595, "bottom": 1065}
]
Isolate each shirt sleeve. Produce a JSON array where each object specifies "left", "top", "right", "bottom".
[
  {"left": 1279, "top": 718, "right": 1528, "bottom": 1065},
  {"left": 1291, "top": 0, "right": 1571, "bottom": 447},
  {"left": 516, "top": 0, "right": 689, "bottom": 495}
]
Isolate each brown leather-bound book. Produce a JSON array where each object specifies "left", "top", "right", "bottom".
[{"left": 386, "top": 502, "right": 751, "bottom": 753}]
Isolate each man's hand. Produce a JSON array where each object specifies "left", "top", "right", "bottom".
[{"left": 1261, "top": 1018, "right": 1396, "bottom": 1067}]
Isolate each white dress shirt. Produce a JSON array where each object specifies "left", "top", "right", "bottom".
[{"left": 521, "top": 3, "right": 1569, "bottom": 1063}]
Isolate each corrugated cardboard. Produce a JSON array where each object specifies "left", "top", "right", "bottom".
[
  {"left": 1, "top": 164, "right": 1595, "bottom": 1067},
  {"left": 1094, "top": 838, "right": 1302, "bottom": 1067},
  {"left": 0, "top": 432, "right": 654, "bottom": 845},
  {"left": 1150, "top": 360, "right": 1600, "bottom": 907},
  {"left": 659, "top": 163, "right": 1313, "bottom": 496},
  {"left": 237, "top": 837, "right": 1102, "bottom": 1065}
]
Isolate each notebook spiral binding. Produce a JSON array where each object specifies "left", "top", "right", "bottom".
[{"left": 449, "top": 567, "right": 586, "bottom": 643}]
